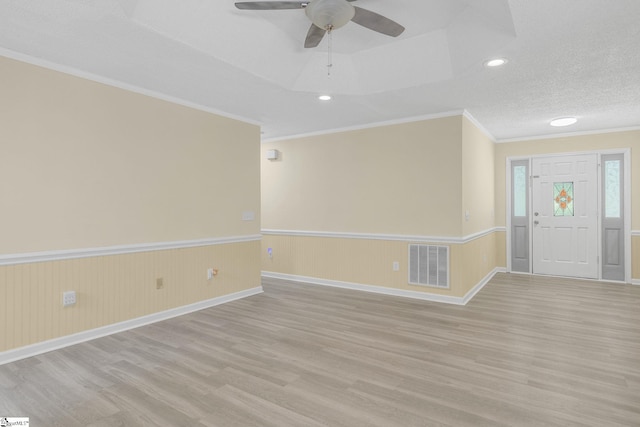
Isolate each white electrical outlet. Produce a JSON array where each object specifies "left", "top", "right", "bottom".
[
  {"left": 393, "top": 261, "right": 400, "bottom": 271},
  {"left": 63, "top": 291, "right": 76, "bottom": 307}
]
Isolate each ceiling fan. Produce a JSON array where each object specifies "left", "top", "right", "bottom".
[{"left": 235, "top": 0, "right": 405, "bottom": 48}]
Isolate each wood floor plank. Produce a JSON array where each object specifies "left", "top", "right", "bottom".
[{"left": 1, "top": 272, "right": 639, "bottom": 426}]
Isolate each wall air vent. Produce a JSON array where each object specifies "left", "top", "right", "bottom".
[{"left": 409, "top": 244, "right": 449, "bottom": 288}]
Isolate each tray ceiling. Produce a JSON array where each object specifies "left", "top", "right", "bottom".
[{"left": 0, "top": 0, "right": 639, "bottom": 141}]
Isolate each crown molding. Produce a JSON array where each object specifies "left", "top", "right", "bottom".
[
  {"left": 496, "top": 125, "right": 640, "bottom": 143},
  {"left": 0, "top": 48, "right": 261, "bottom": 127},
  {"left": 462, "top": 110, "right": 497, "bottom": 142},
  {"left": 261, "top": 110, "right": 466, "bottom": 143}
]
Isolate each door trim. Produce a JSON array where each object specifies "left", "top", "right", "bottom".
[{"left": 506, "top": 149, "right": 631, "bottom": 282}]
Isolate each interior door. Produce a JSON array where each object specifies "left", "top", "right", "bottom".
[{"left": 532, "top": 154, "right": 598, "bottom": 278}]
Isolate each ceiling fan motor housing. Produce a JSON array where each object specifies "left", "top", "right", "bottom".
[{"left": 305, "top": 0, "right": 355, "bottom": 30}]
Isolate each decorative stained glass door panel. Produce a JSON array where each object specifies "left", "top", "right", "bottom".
[
  {"left": 531, "top": 154, "right": 598, "bottom": 279},
  {"left": 553, "top": 182, "right": 574, "bottom": 216}
]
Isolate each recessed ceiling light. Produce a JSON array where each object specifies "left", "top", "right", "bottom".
[
  {"left": 318, "top": 95, "right": 332, "bottom": 101},
  {"left": 485, "top": 58, "right": 507, "bottom": 67},
  {"left": 550, "top": 117, "right": 578, "bottom": 127}
]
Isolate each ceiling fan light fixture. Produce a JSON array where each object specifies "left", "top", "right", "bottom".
[
  {"left": 318, "top": 94, "right": 332, "bottom": 101},
  {"left": 485, "top": 58, "right": 508, "bottom": 67},
  {"left": 305, "top": 0, "right": 355, "bottom": 30},
  {"left": 550, "top": 117, "right": 578, "bottom": 127}
]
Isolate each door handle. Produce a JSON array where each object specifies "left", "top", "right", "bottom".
[
  {"left": 534, "top": 220, "right": 539, "bottom": 225},
  {"left": 534, "top": 212, "right": 539, "bottom": 216}
]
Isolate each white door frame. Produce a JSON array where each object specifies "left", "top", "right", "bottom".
[{"left": 506, "top": 148, "right": 631, "bottom": 282}]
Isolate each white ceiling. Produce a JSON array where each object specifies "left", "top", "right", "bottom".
[{"left": 1, "top": 0, "right": 639, "bottom": 141}]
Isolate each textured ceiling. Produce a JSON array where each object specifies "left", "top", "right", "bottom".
[{"left": 0, "top": 0, "right": 639, "bottom": 141}]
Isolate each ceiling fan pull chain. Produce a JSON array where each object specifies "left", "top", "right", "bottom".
[{"left": 327, "top": 26, "right": 333, "bottom": 77}]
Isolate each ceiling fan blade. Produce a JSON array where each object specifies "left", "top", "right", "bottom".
[
  {"left": 235, "top": 1, "right": 307, "bottom": 10},
  {"left": 351, "top": 6, "right": 404, "bottom": 37},
  {"left": 304, "top": 23, "right": 326, "bottom": 48}
]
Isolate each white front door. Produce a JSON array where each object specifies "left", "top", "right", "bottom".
[{"left": 532, "top": 154, "right": 598, "bottom": 278}]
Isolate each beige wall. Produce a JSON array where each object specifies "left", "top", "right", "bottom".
[
  {"left": 634, "top": 236, "right": 640, "bottom": 280},
  {"left": 262, "top": 116, "right": 464, "bottom": 236},
  {"left": 494, "top": 130, "right": 640, "bottom": 279},
  {"left": 495, "top": 230, "right": 507, "bottom": 268},
  {"left": 462, "top": 116, "right": 495, "bottom": 236},
  {"left": 262, "top": 115, "right": 499, "bottom": 297},
  {"left": 262, "top": 234, "right": 496, "bottom": 298},
  {"left": 459, "top": 232, "right": 498, "bottom": 292},
  {"left": 0, "top": 241, "right": 260, "bottom": 352},
  {"left": 1, "top": 56, "right": 260, "bottom": 254},
  {"left": 0, "top": 56, "right": 261, "bottom": 353}
]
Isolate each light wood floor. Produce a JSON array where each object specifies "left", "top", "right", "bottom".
[{"left": 1, "top": 273, "right": 639, "bottom": 426}]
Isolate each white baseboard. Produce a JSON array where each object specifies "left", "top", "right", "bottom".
[
  {"left": 632, "top": 279, "right": 640, "bottom": 286},
  {"left": 462, "top": 267, "right": 506, "bottom": 304},
  {"left": 0, "top": 286, "right": 263, "bottom": 366},
  {"left": 262, "top": 268, "right": 504, "bottom": 306}
]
